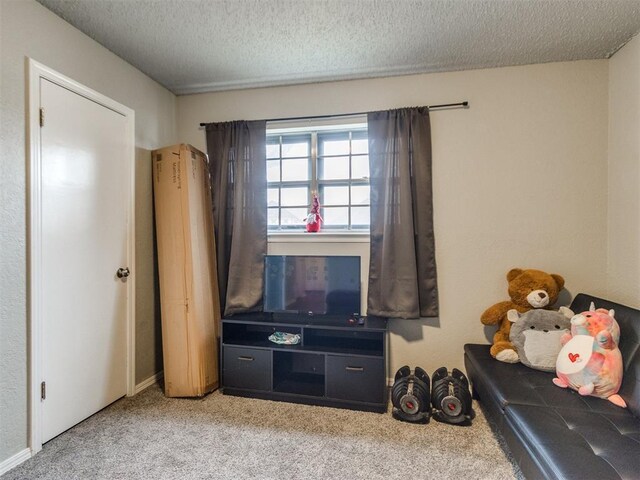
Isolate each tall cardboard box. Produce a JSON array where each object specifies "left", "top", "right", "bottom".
[{"left": 152, "top": 144, "right": 220, "bottom": 397}]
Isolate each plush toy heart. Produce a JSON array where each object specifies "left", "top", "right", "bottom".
[{"left": 568, "top": 353, "right": 580, "bottom": 363}]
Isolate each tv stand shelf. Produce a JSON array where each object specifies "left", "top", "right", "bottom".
[{"left": 221, "top": 313, "right": 388, "bottom": 412}]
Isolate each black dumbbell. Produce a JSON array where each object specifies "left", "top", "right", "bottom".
[
  {"left": 431, "top": 367, "right": 473, "bottom": 425},
  {"left": 391, "top": 366, "right": 430, "bottom": 423}
]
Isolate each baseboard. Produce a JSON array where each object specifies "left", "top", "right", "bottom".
[
  {"left": 135, "top": 371, "right": 164, "bottom": 394},
  {"left": 0, "top": 448, "right": 32, "bottom": 476}
]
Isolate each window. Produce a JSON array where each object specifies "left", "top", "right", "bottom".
[{"left": 267, "top": 125, "right": 370, "bottom": 231}]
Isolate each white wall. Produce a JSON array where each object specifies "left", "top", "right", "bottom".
[
  {"left": 178, "top": 60, "right": 610, "bottom": 379},
  {"left": 0, "top": 0, "right": 176, "bottom": 463},
  {"left": 608, "top": 34, "right": 640, "bottom": 307}
]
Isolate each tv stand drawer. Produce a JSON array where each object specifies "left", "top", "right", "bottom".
[
  {"left": 326, "top": 355, "right": 384, "bottom": 404},
  {"left": 223, "top": 346, "right": 271, "bottom": 391}
]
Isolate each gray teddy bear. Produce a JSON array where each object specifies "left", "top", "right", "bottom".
[{"left": 507, "top": 307, "right": 573, "bottom": 371}]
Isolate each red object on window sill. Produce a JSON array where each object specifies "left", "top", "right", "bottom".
[
  {"left": 305, "top": 193, "right": 323, "bottom": 233},
  {"left": 306, "top": 215, "right": 322, "bottom": 233}
]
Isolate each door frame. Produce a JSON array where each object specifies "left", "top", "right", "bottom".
[{"left": 27, "top": 59, "right": 136, "bottom": 454}]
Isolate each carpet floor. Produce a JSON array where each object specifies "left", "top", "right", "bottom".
[{"left": 3, "top": 385, "right": 523, "bottom": 480}]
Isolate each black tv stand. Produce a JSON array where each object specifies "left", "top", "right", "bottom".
[{"left": 221, "top": 313, "right": 388, "bottom": 413}]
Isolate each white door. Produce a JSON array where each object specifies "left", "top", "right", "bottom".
[{"left": 40, "top": 78, "right": 130, "bottom": 443}]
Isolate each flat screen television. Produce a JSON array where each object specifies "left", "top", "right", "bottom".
[{"left": 263, "top": 255, "right": 361, "bottom": 316}]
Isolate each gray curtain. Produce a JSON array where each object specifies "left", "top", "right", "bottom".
[
  {"left": 367, "top": 107, "right": 438, "bottom": 319},
  {"left": 205, "top": 120, "right": 267, "bottom": 315}
]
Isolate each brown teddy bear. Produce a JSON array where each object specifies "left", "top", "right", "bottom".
[{"left": 481, "top": 268, "right": 565, "bottom": 363}]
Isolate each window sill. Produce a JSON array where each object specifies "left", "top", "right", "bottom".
[{"left": 268, "top": 231, "right": 370, "bottom": 243}]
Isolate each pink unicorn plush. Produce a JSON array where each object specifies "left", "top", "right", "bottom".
[{"left": 553, "top": 302, "right": 626, "bottom": 407}]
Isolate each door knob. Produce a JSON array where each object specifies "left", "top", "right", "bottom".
[{"left": 116, "top": 267, "right": 130, "bottom": 278}]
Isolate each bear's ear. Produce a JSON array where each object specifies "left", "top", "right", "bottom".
[
  {"left": 589, "top": 302, "right": 596, "bottom": 312},
  {"left": 551, "top": 274, "right": 565, "bottom": 290},
  {"left": 507, "top": 309, "right": 520, "bottom": 323},
  {"left": 609, "top": 309, "right": 615, "bottom": 318},
  {"left": 507, "top": 268, "right": 523, "bottom": 282},
  {"left": 559, "top": 306, "right": 573, "bottom": 319}
]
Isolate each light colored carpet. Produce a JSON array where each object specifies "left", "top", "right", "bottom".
[{"left": 3, "top": 385, "right": 523, "bottom": 480}]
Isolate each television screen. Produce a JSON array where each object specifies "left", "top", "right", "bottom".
[{"left": 264, "top": 255, "right": 361, "bottom": 316}]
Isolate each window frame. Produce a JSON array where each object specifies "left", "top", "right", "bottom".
[
  {"left": 267, "top": 134, "right": 312, "bottom": 229},
  {"left": 266, "top": 122, "right": 370, "bottom": 233},
  {"left": 316, "top": 130, "right": 370, "bottom": 230}
]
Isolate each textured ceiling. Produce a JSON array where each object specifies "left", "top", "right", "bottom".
[{"left": 37, "top": 0, "right": 640, "bottom": 95}]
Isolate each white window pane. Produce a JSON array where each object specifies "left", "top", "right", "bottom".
[
  {"left": 320, "top": 156, "right": 349, "bottom": 180},
  {"left": 267, "top": 143, "right": 280, "bottom": 159},
  {"left": 351, "top": 155, "right": 369, "bottom": 179},
  {"left": 267, "top": 188, "right": 279, "bottom": 207},
  {"left": 281, "top": 208, "right": 307, "bottom": 226},
  {"left": 267, "top": 160, "right": 280, "bottom": 182},
  {"left": 351, "top": 138, "right": 368, "bottom": 155},
  {"left": 351, "top": 185, "right": 370, "bottom": 205},
  {"left": 323, "top": 207, "right": 349, "bottom": 226},
  {"left": 322, "top": 139, "right": 349, "bottom": 156},
  {"left": 351, "top": 206, "right": 370, "bottom": 226},
  {"left": 268, "top": 208, "right": 279, "bottom": 226},
  {"left": 323, "top": 186, "right": 349, "bottom": 206},
  {"left": 281, "top": 141, "right": 309, "bottom": 158},
  {"left": 281, "top": 187, "right": 308, "bottom": 206},
  {"left": 281, "top": 158, "right": 309, "bottom": 181}
]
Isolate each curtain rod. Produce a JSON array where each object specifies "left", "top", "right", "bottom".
[{"left": 199, "top": 101, "right": 469, "bottom": 127}]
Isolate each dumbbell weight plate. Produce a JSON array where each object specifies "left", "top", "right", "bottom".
[
  {"left": 412, "top": 378, "right": 429, "bottom": 400},
  {"left": 391, "top": 379, "right": 409, "bottom": 408}
]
